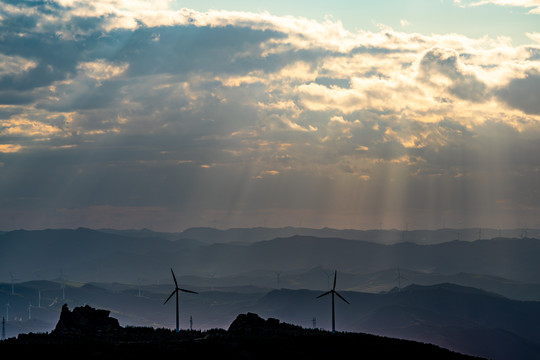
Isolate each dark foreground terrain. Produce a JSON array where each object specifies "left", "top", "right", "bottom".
[{"left": 0, "top": 304, "right": 484, "bottom": 359}]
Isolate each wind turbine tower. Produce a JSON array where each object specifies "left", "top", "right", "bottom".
[
  {"left": 316, "top": 270, "right": 350, "bottom": 333},
  {"left": 59, "top": 269, "right": 67, "bottom": 300},
  {"left": 136, "top": 277, "right": 143, "bottom": 297},
  {"left": 10, "top": 273, "right": 19, "bottom": 295},
  {"left": 276, "top": 271, "right": 282, "bottom": 289},
  {"left": 323, "top": 270, "right": 333, "bottom": 290},
  {"left": 164, "top": 268, "right": 198, "bottom": 333},
  {"left": 396, "top": 268, "right": 408, "bottom": 292}
]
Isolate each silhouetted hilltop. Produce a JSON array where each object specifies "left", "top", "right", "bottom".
[
  {"left": 228, "top": 311, "right": 303, "bottom": 335},
  {"left": 1, "top": 305, "right": 483, "bottom": 359}
]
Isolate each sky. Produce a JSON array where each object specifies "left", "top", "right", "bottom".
[{"left": 0, "top": 0, "right": 539, "bottom": 232}]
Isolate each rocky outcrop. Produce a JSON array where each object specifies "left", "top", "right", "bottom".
[
  {"left": 228, "top": 312, "right": 302, "bottom": 334},
  {"left": 51, "top": 304, "right": 121, "bottom": 338}
]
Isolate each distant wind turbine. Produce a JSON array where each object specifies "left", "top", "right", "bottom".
[
  {"left": 10, "top": 273, "right": 19, "bottom": 295},
  {"left": 276, "top": 271, "right": 282, "bottom": 289},
  {"left": 136, "top": 276, "right": 144, "bottom": 297},
  {"left": 323, "top": 270, "right": 333, "bottom": 290},
  {"left": 164, "top": 268, "right": 198, "bottom": 333},
  {"left": 395, "top": 268, "right": 408, "bottom": 292},
  {"left": 59, "top": 268, "right": 68, "bottom": 300},
  {"left": 316, "top": 270, "right": 349, "bottom": 333}
]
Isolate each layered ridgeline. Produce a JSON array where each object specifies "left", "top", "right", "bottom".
[
  {"left": 1, "top": 227, "right": 540, "bottom": 288},
  {"left": 2, "top": 227, "right": 540, "bottom": 359}
]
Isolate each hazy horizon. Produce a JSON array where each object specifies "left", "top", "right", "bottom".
[
  {"left": 1, "top": 0, "right": 539, "bottom": 232},
  {"left": 1, "top": 225, "right": 538, "bottom": 233}
]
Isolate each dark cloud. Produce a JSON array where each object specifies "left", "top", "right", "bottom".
[
  {"left": 418, "top": 47, "right": 488, "bottom": 102},
  {"left": 114, "top": 25, "right": 287, "bottom": 77},
  {"left": 495, "top": 70, "right": 540, "bottom": 115},
  {"left": 315, "top": 76, "right": 351, "bottom": 89},
  {"left": 524, "top": 46, "right": 540, "bottom": 61}
]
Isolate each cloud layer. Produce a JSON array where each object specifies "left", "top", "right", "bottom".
[{"left": 0, "top": 0, "right": 539, "bottom": 231}]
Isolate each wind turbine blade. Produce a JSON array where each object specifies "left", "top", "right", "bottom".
[
  {"left": 163, "top": 290, "right": 176, "bottom": 304},
  {"left": 179, "top": 288, "right": 198, "bottom": 294},
  {"left": 335, "top": 291, "right": 350, "bottom": 304},
  {"left": 333, "top": 270, "right": 337, "bottom": 290},
  {"left": 170, "top": 268, "right": 178, "bottom": 288},
  {"left": 316, "top": 290, "right": 332, "bottom": 299}
]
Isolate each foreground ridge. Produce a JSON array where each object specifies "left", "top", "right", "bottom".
[{"left": 1, "top": 305, "right": 485, "bottom": 359}]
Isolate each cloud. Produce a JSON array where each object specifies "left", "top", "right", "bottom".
[
  {"left": 526, "top": 32, "right": 540, "bottom": 43},
  {"left": 0, "top": 118, "right": 63, "bottom": 138},
  {"left": 459, "top": 0, "right": 540, "bottom": 14},
  {"left": 417, "top": 47, "right": 488, "bottom": 102},
  {"left": 495, "top": 70, "right": 540, "bottom": 114},
  {"left": 0, "top": 54, "right": 37, "bottom": 77},
  {"left": 1, "top": 1, "right": 540, "bottom": 230},
  {"left": 400, "top": 19, "right": 411, "bottom": 27},
  {"left": 0, "top": 143, "right": 23, "bottom": 153},
  {"left": 77, "top": 59, "right": 128, "bottom": 82}
]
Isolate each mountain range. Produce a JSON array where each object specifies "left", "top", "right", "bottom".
[
  {"left": 102, "top": 226, "right": 540, "bottom": 244},
  {"left": 2, "top": 227, "right": 540, "bottom": 288},
  {"left": 2, "top": 226, "right": 540, "bottom": 359}
]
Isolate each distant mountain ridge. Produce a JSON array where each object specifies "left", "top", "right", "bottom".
[
  {"left": 101, "top": 226, "right": 540, "bottom": 244},
  {"left": 2, "top": 228, "right": 540, "bottom": 286}
]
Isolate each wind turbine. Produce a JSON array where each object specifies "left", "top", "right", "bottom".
[
  {"left": 323, "top": 270, "right": 333, "bottom": 290},
  {"left": 276, "top": 271, "right": 282, "bottom": 289},
  {"left": 395, "top": 268, "right": 408, "bottom": 292},
  {"left": 10, "top": 273, "right": 19, "bottom": 295},
  {"left": 316, "top": 270, "right": 349, "bottom": 334},
  {"left": 58, "top": 268, "right": 68, "bottom": 300},
  {"left": 136, "top": 276, "right": 144, "bottom": 297},
  {"left": 164, "top": 268, "right": 197, "bottom": 333}
]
